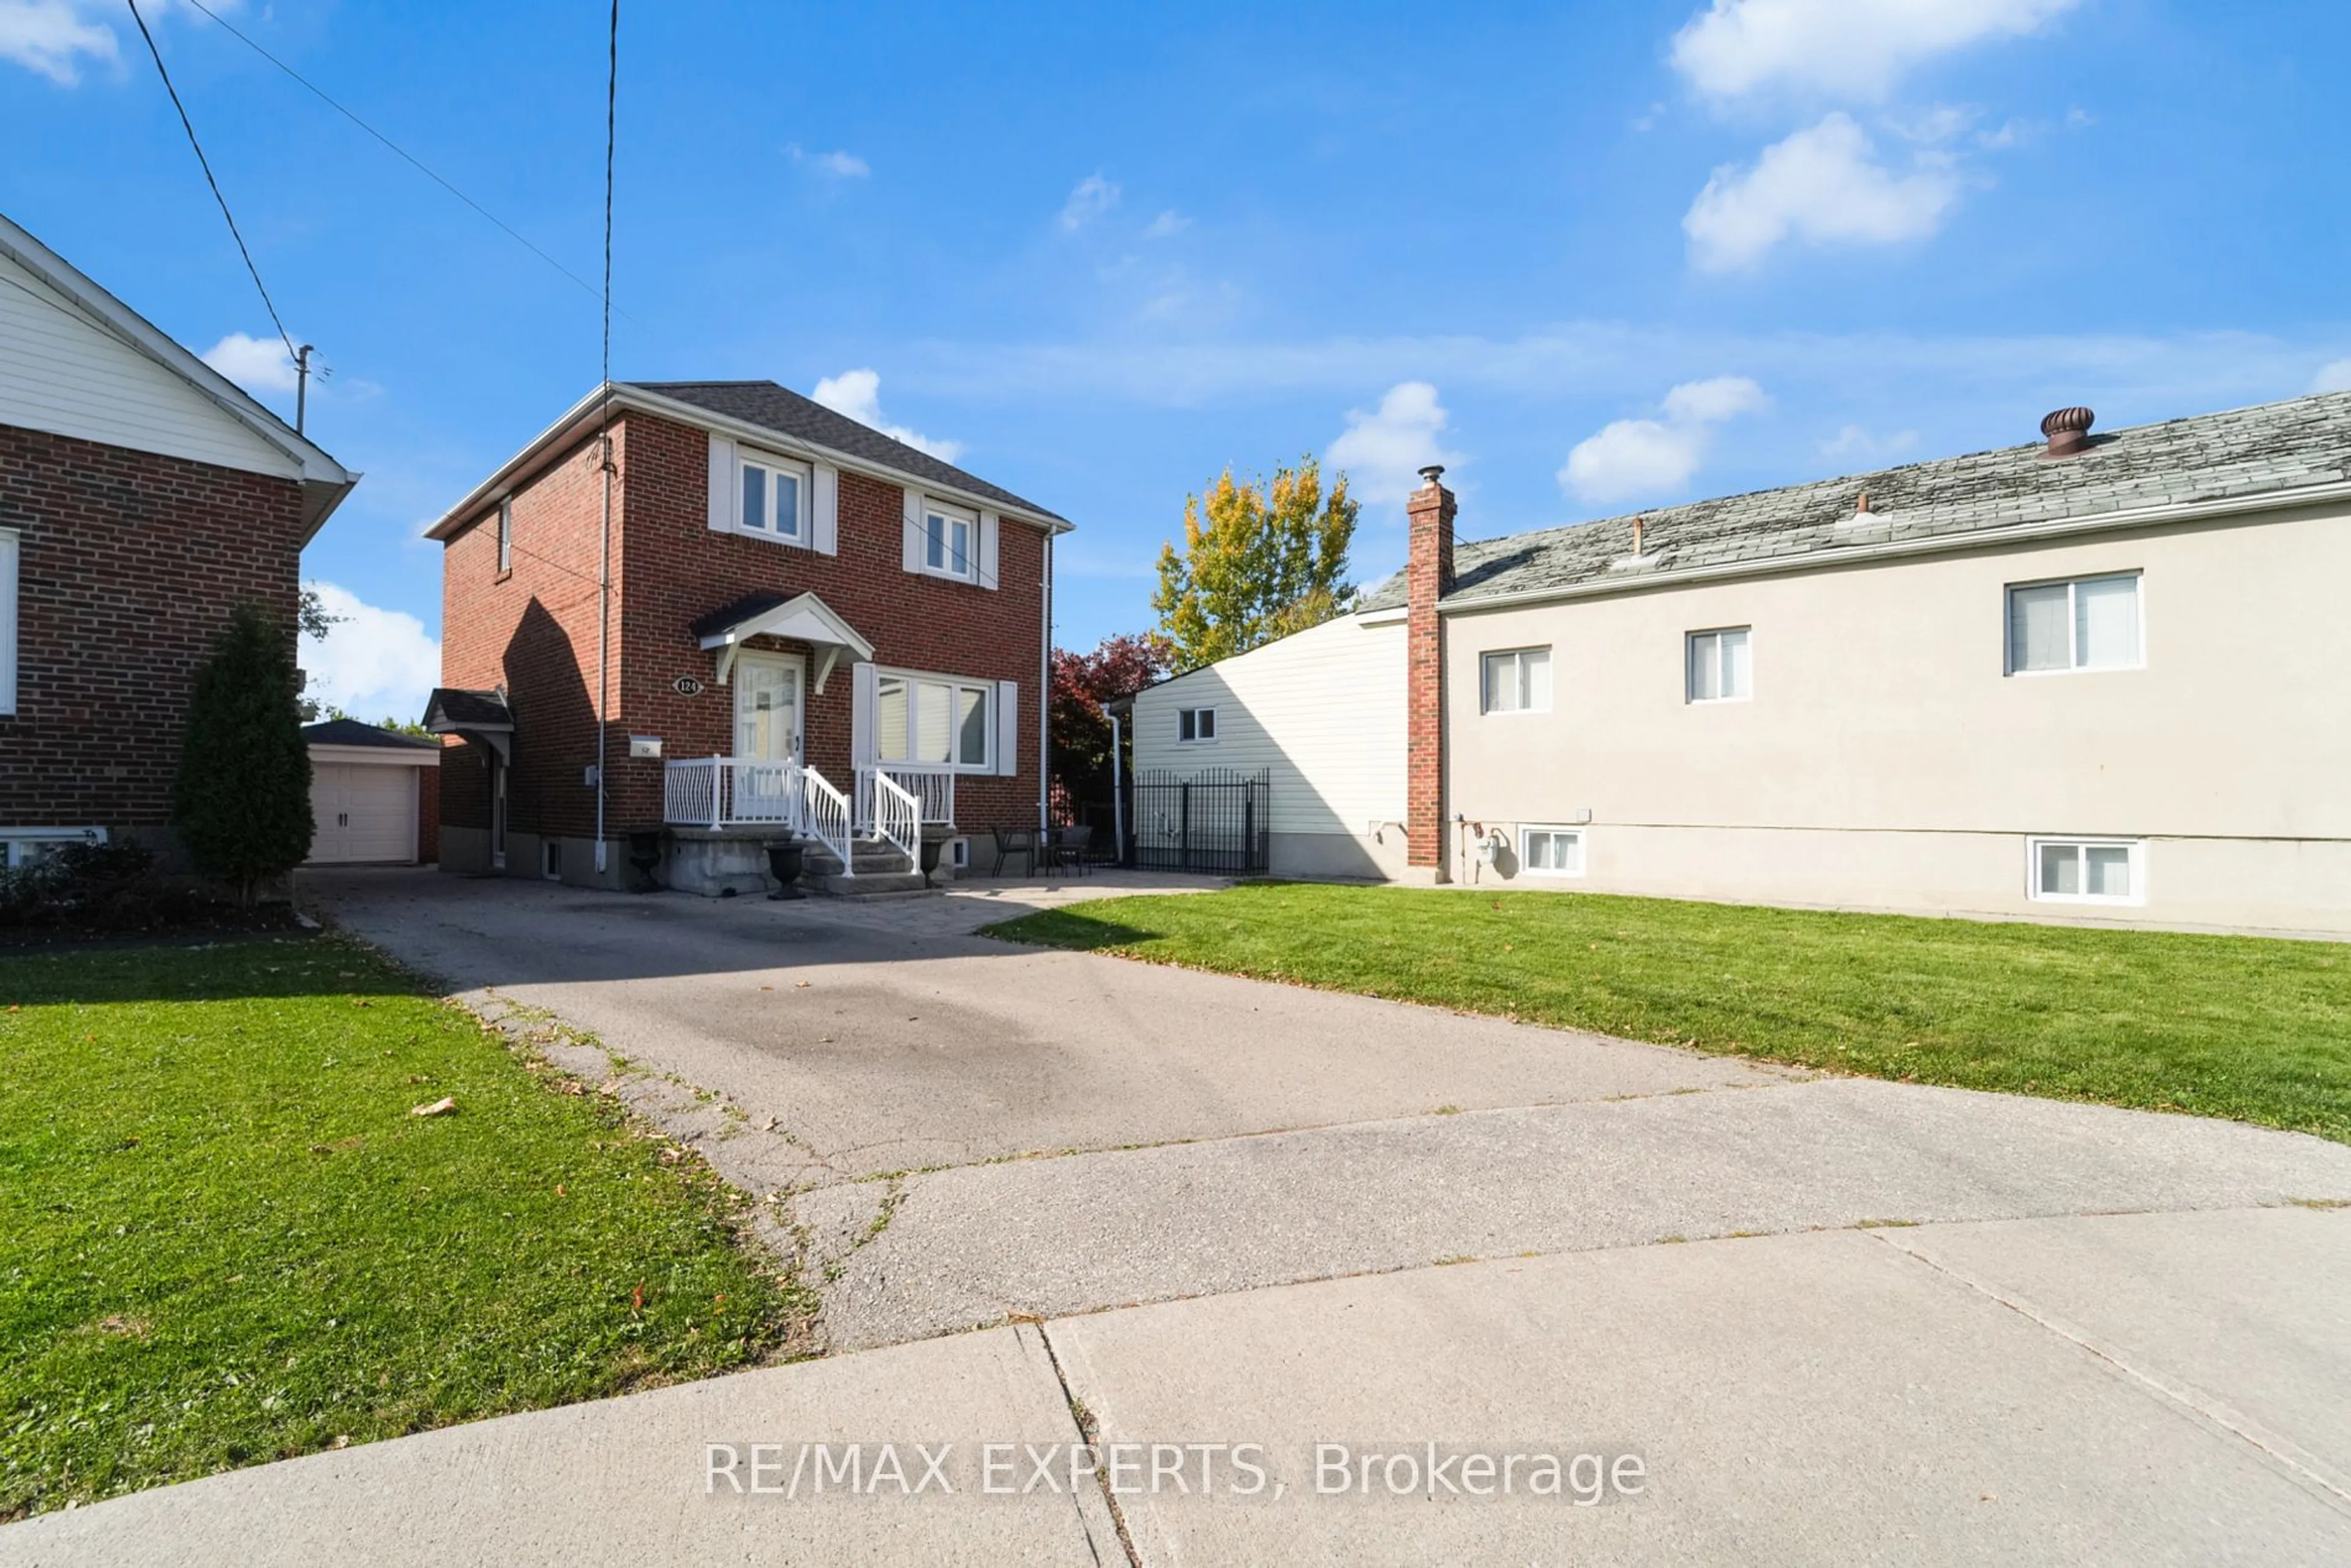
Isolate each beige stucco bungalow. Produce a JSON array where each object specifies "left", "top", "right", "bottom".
[{"left": 1130, "top": 392, "right": 2351, "bottom": 937}]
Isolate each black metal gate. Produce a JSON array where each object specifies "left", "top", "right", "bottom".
[{"left": 1126, "top": 767, "right": 1270, "bottom": 876}]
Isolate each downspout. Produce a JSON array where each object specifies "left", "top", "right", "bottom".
[
  {"left": 1039, "top": 528, "right": 1053, "bottom": 829},
  {"left": 594, "top": 400, "right": 612, "bottom": 878},
  {"left": 1109, "top": 708, "right": 1124, "bottom": 858}
]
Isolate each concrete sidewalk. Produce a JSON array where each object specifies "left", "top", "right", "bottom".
[{"left": 10, "top": 1207, "right": 2347, "bottom": 1567}]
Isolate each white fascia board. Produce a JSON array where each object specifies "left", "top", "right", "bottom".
[
  {"left": 425, "top": 384, "right": 1074, "bottom": 541},
  {"left": 307, "top": 743, "right": 441, "bottom": 768},
  {"left": 0, "top": 214, "right": 356, "bottom": 533},
  {"left": 1436, "top": 481, "right": 2351, "bottom": 618}
]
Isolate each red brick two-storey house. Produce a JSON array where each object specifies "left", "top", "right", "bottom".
[
  {"left": 0, "top": 212, "right": 357, "bottom": 869},
  {"left": 425, "top": 380, "right": 1068, "bottom": 892}
]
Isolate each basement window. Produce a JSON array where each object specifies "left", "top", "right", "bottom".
[
  {"left": 1519, "top": 827, "right": 1584, "bottom": 877},
  {"left": 2028, "top": 838, "right": 2143, "bottom": 904}
]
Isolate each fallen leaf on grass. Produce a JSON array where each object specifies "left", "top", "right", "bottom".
[{"left": 408, "top": 1097, "right": 457, "bottom": 1118}]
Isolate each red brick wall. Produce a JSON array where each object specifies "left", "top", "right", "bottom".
[
  {"left": 437, "top": 410, "right": 1048, "bottom": 842},
  {"left": 438, "top": 426, "right": 617, "bottom": 844},
  {"left": 0, "top": 422, "right": 304, "bottom": 833},
  {"left": 1405, "top": 474, "right": 1455, "bottom": 871}
]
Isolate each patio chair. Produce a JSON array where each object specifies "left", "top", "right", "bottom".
[
  {"left": 1046, "top": 824, "right": 1093, "bottom": 877},
  {"left": 992, "top": 826, "right": 1041, "bottom": 877}
]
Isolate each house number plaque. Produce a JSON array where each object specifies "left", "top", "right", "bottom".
[{"left": 672, "top": 675, "right": 705, "bottom": 696}]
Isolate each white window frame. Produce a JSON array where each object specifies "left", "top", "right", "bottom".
[
  {"left": 732, "top": 448, "right": 812, "bottom": 545},
  {"left": 0, "top": 528, "right": 16, "bottom": 716},
  {"left": 1177, "top": 706, "right": 1218, "bottom": 745},
  {"left": 0, "top": 827, "right": 106, "bottom": 868},
  {"left": 1480, "top": 647, "right": 1552, "bottom": 715},
  {"left": 495, "top": 498, "right": 512, "bottom": 574},
  {"left": 2026, "top": 836, "right": 2146, "bottom": 906},
  {"left": 915, "top": 500, "right": 979, "bottom": 583},
  {"left": 1518, "top": 825, "right": 1586, "bottom": 878},
  {"left": 1685, "top": 626, "right": 1752, "bottom": 704},
  {"left": 2004, "top": 572, "right": 2144, "bottom": 677},
  {"left": 874, "top": 667, "right": 996, "bottom": 773}
]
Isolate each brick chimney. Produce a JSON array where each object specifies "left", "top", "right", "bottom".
[{"left": 1406, "top": 465, "right": 1455, "bottom": 879}]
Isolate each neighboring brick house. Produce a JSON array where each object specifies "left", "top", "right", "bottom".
[
  {"left": 0, "top": 212, "right": 357, "bottom": 869},
  {"left": 424, "top": 380, "right": 1068, "bottom": 892}
]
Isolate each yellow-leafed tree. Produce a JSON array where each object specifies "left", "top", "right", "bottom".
[{"left": 1152, "top": 457, "right": 1357, "bottom": 671}]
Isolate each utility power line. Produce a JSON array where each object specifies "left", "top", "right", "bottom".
[
  {"left": 126, "top": 0, "right": 298, "bottom": 366},
  {"left": 181, "top": 0, "right": 610, "bottom": 307}
]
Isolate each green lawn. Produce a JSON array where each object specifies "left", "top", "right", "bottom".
[
  {"left": 0, "top": 936, "right": 806, "bottom": 1520},
  {"left": 987, "top": 883, "right": 2351, "bottom": 1142}
]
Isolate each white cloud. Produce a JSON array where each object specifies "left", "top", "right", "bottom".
[
  {"left": 1058, "top": 174, "right": 1120, "bottom": 232},
  {"left": 1670, "top": 0, "right": 2079, "bottom": 103},
  {"left": 301, "top": 582, "right": 441, "bottom": 726},
  {"left": 2312, "top": 359, "right": 2351, "bottom": 395},
  {"left": 1561, "top": 375, "right": 1766, "bottom": 505},
  {"left": 1662, "top": 373, "right": 1769, "bottom": 423},
  {"left": 789, "top": 144, "right": 869, "bottom": 179},
  {"left": 810, "top": 369, "right": 965, "bottom": 462},
  {"left": 1684, "top": 113, "right": 1960, "bottom": 271},
  {"left": 1326, "top": 381, "right": 1463, "bottom": 506},
  {"left": 0, "top": 0, "right": 118, "bottom": 83},
  {"left": 201, "top": 331, "right": 299, "bottom": 394},
  {"left": 0, "top": 0, "right": 229, "bottom": 86},
  {"left": 1143, "top": 209, "right": 1191, "bottom": 239},
  {"left": 1820, "top": 423, "right": 1920, "bottom": 462}
]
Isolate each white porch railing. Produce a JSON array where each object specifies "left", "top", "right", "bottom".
[
  {"left": 664, "top": 757, "right": 802, "bottom": 830},
  {"left": 868, "top": 770, "right": 921, "bottom": 875},
  {"left": 797, "top": 767, "right": 855, "bottom": 874},
  {"left": 855, "top": 767, "right": 955, "bottom": 829},
  {"left": 663, "top": 757, "right": 941, "bottom": 880}
]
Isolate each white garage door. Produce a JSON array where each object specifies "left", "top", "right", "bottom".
[{"left": 309, "top": 763, "right": 418, "bottom": 864}]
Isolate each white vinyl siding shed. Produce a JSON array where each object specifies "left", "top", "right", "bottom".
[{"left": 1130, "top": 613, "right": 1406, "bottom": 878}]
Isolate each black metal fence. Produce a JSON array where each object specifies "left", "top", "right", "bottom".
[{"left": 1127, "top": 767, "right": 1270, "bottom": 876}]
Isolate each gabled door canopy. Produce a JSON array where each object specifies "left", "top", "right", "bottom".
[{"left": 692, "top": 590, "right": 873, "bottom": 693}]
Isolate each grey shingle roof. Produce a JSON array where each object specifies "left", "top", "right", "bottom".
[
  {"left": 425, "top": 688, "right": 512, "bottom": 729},
  {"left": 1359, "top": 391, "right": 2351, "bottom": 612},
  {"left": 634, "top": 380, "right": 1067, "bottom": 524},
  {"left": 302, "top": 718, "right": 440, "bottom": 751}
]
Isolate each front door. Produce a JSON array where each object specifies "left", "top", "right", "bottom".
[{"left": 733, "top": 653, "right": 804, "bottom": 820}]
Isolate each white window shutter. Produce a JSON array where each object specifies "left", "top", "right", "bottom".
[
  {"left": 978, "top": 511, "right": 999, "bottom": 590},
  {"left": 994, "top": 680, "right": 1020, "bottom": 776},
  {"left": 811, "top": 463, "right": 839, "bottom": 555},
  {"left": 0, "top": 530, "right": 17, "bottom": 716},
  {"left": 851, "top": 661, "right": 878, "bottom": 767},
  {"left": 902, "top": 489, "right": 923, "bottom": 572},
  {"left": 707, "top": 433, "right": 734, "bottom": 531}
]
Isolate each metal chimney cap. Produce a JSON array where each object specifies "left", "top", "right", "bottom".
[{"left": 1417, "top": 465, "right": 1446, "bottom": 485}]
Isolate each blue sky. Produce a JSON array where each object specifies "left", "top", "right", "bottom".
[{"left": 5, "top": 0, "right": 2347, "bottom": 718}]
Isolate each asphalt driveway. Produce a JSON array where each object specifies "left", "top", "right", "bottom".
[
  {"left": 10, "top": 869, "right": 2349, "bottom": 1565},
  {"left": 307, "top": 869, "right": 2351, "bottom": 1351}
]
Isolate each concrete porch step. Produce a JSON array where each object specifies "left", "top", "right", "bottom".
[
  {"left": 802, "top": 838, "right": 921, "bottom": 877},
  {"left": 807, "top": 871, "right": 938, "bottom": 899}
]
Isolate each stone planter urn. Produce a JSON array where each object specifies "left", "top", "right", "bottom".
[
  {"left": 763, "top": 838, "right": 808, "bottom": 900},
  {"left": 917, "top": 835, "right": 946, "bottom": 888}
]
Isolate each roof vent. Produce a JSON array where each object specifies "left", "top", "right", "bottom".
[{"left": 2040, "top": 405, "right": 2094, "bottom": 459}]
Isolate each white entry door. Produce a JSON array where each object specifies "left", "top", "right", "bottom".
[
  {"left": 733, "top": 654, "right": 804, "bottom": 820},
  {"left": 308, "top": 763, "right": 419, "bottom": 863}
]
